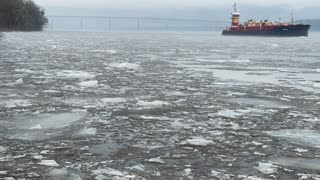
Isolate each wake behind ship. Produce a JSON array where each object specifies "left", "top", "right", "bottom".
[{"left": 222, "top": 3, "right": 311, "bottom": 37}]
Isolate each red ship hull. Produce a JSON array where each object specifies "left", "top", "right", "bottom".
[{"left": 222, "top": 24, "right": 310, "bottom": 37}]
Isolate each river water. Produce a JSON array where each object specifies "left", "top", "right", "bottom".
[{"left": 0, "top": 31, "right": 320, "bottom": 179}]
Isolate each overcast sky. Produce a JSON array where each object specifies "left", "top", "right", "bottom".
[
  {"left": 33, "top": 0, "right": 320, "bottom": 20},
  {"left": 34, "top": 0, "right": 320, "bottom": 9}
]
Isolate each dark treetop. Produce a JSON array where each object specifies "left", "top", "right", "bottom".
[{"left": 0, "top": 0, "right": 48, "bottom": 31}]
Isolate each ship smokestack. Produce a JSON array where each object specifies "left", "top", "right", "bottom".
[{"left": 231, "top": 2, "right": 240, "bottom": 27}]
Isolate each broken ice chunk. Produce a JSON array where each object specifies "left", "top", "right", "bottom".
[
  {"left": 78, "top": 80, "right": 99, "bottom": 88},
  {"left": 147, "top": 157, "right": 166, "bottom": 164},
  {"left": 180, "top": 138, "right": 214, "bottom": 146},
  {"left": 254, "top": 162, "right": 278, "bottom": 174},
  {"left": 38, "top": 160, "right": 59, "bottom": 167}
]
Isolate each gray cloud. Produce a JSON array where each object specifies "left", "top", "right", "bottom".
[{"left": 34, "top": 0, "right": 320, "bottom": 9}]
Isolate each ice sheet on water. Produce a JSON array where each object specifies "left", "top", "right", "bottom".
[
  {"left": 266, "top": 130, "right": 320, "bottom": 148},
  {"left": 225, "top": 98, "right": 292, "bottom": 109},
  {"left": 270, "top": 157, "right": 320, "bottom": 170}
]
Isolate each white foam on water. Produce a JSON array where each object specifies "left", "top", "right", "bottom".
[
  {"left": 78, "top": 80, "right": 99, "bottom": 88},
  {"left": 38, "top": 160, "right": 59, "bottom": 167},
  {"left": 266, "top": 130, "right": 320, "bottom": 148},
  {"left": 108, "top": 62, "right": 140, "bottom": 69}
]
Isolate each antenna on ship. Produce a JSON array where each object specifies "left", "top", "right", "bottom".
[
  {"left": 231, "top": 2, "right": 240, "bottom": 27},
  {"left": 233, "top": 2, "right": 238, "bottom": 13},
  {"left": 291, "top": 9, "right": 295, "bottom": 25}
]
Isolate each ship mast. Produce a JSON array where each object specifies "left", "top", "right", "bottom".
[
  {"left": 231, "top": 2, "right": 240, "bottom": 27},
  {"left": 291, "top": 9, "right": 294, "bottom": 25}
]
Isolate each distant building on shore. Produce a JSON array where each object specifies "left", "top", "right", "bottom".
[{"left": 0, "top": 0, "right": 9, "bottom": 31}]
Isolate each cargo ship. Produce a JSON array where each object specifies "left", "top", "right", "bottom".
[{"left": 222, "top": 3, "right": 311, "bottom": 37}]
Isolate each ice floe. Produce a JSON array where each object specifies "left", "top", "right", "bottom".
[
  {"left": 1, "top": 99, "right": 32, "bottom": 108},
  {"left": 136, "top": 100, "right": 169, "bottom": 109},
  {"left": 14, "top": 78, "right": 24, "bottom": 85},
  {"left": 0, "top": 146, "right": 7, "bottom": 152},
  {"left": 108, "top": 62, "right": 139, "bottom": 69},
  {"left": 56, "top": 70, "right": 95, "bottom": 79},
  {"left": 15, "top": 69, "right": 36, "bottom": 74},
  {"left": 78, "top": 80, "right": 99, "bottom": 87},
  {"left": 146, "top": 157, "right": 166, "bottom": 164},
  {"left": 38, "top": 160, "right": 59, "bottom": 167},
  {"left": 45, "top": 168, "right": 68, "bottom": 177},
  {"left": 77, "top": 127, "right": 97, "bottom": 136},
  {"left": 270, "top": 157, "right": 320, "bottom": 170},
  {"left": 92, "top": 168, "right": 135, "bottom": 178},
  {"left": 180, "top": 138, "right": 214, "bottom": 146},
  {"left": 266, "top": 130, "right": 320, "bottom": 148},
  {"left": 254, "top": 162, "right": 278, "bottom": 174},
  {"left": 101, "top": 98, "right": 126, "bottom": 104},
  {"left": 92, "top": 49, "right": 117, "bottom": 54}
]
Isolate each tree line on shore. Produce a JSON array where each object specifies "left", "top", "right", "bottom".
[{"left": 0, "top": 0, "right": 48, "bottom": 31}]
